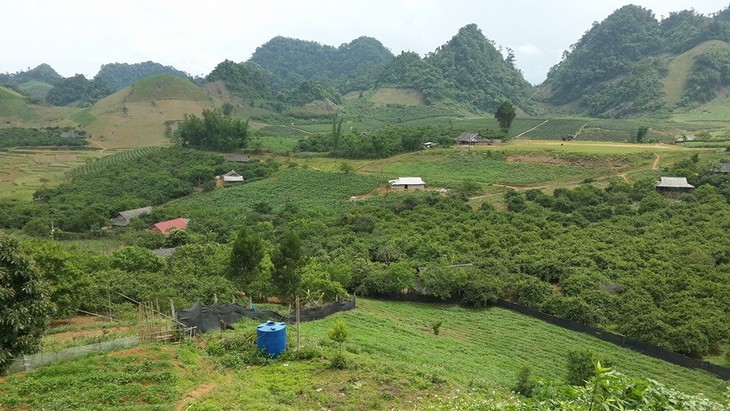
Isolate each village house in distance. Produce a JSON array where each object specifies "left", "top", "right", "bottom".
[
  {"left": 389, "top": 177, "right": 426, "bottom": 191},
  {"left": 656, "top": 176, "right": 694, "bottom": 198},
  {"left": 108, "top": 206, "right": 152, "bottom": 227},
  {"left": 216, "top": 170, "right": 244, "bottom": 188},
  {"left": 149, "top": 218, "right": 189, "bottom": 235},
  {"left": 456, "top": 132, "right": 501, "bottom": 146}
]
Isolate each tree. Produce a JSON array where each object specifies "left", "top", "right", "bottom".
[
  {"left": 565, "top": 349, "right": 596, "bottom": 386},
  {"left": 271, "top": 231, "right": 305, "bottom": 301},
  {"left": 0, "top": 234, "right": 53, "bottom": 372},
  {"left": 494, "top": 101, "right": 517, "bottom": 133},
  {"left": 636, "top": 126, "right": 649, "bottom": 143},
  {"left": 229, "top": 228, "right": 265, "bottom": 292},
  {"left": 328, "top": 319, "right": 349, "bottom": 356}
]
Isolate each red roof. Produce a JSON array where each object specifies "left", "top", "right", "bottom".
[{"left": 149, "top": 218, "right": 188, "bottom": 235}]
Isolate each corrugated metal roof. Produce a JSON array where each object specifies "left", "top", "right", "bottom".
[
  {"left": 225, "top": 154, "right": 250, "bottom": 162},
  {"left": 389, "top": 177, "right": 425, "bottom": 186},
  {"left": 656, "top": 177, "right": 694, "bottom": 188},
  {"left": 716, "top": 163, "right": 730, "bottom": 173},
  {"left": 110, "top": 206, "right": 152, "bottom": 226}
]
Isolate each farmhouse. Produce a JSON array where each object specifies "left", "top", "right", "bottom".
[
  {"left": 713, "top": 162, "right": 730, "bottom": 174},
  {"left": 562, "top": 134, "right": 575, "bottom": 141},
  {"left": 456, "top": 132, "right": 490, "bottom": 145},
  {"left": 109, "top": 206, "right": 152, "bottom": 227},
  {"left": 389, "top": 177, "right": 425, "bottom": 191},
  {"left": 225, "top": 154, "right": 250, "bottom": 163},
  {"left": 656, "top": 177, "right": 694, "bottom": 198},
  {"left": 216, "top": 170, "right": 244, "bottom": 188},
  {"left": 149, "top": 218, "right": 188, "bottom": 235}
]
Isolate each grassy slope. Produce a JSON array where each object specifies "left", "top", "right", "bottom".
[
  {"left": 0, "top": 86, "right": 38, "bottom": 122},
  {"left": 86, "top": 75, "right": 216, "bottom": 149},
  {"left": 663, "top": 40, "right": 730, "bottom": 108},
  {"left": 369, "top": 87, "right": 425, "bottom": 106},
  {"left": 0, "top": 148, "right": 103, "bottom": 201},
  {"left": 2, "top": 299, "right": 724, "bottom": 410},
  {"left": 17, "top": 80, "right": 54, "bottom": 100}
]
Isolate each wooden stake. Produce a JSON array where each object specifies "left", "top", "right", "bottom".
[
  {"left": 214, "top": 293, "right": 218, "bottom": 303},
  {"left": 296, "top": 295, "right": 301, "bottom": 355},
  {"left": 170, "top": 299, "right": 175, "bottom": 321},
  {"left": 249, "top": 296, "right": 253, "bottom": 309}
]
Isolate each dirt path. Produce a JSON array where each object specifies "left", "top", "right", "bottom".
[
  {"left": 617, "top": 174, "right": 630, "bottom": 183},
  {"left": 174, "top": 374, "right": 233, "bottom": 411},
  {"left": 514, "top": 119, "right": 549, "bottom": 138},
  {"left": 652, "top": 153, "right": 660, "bottom": 169}
]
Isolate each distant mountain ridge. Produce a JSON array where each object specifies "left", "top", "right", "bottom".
[{"left": 543, "top": 5, "right": 730, "bottom": 117}]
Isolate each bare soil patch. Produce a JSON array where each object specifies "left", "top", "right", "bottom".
[
  {"left": 507, "top": 155, "right": 629, "bottom": 168},
  {"left": 47, "top": 326, "right": 131, "bottom": 343},
  {"left": 174, "top": 373, "right": 234, "bottom": 411}
]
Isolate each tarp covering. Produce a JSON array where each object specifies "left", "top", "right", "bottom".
[{"left": 176, "top": 297, "right": 356, "bottom": 335}]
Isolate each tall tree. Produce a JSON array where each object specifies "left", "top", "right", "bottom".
[
  {"left": 0, "top": 234, "right": 53, "bottom": 372},
  {"left": 494, "top": 101, "right": 517, "bottom": 133},
  {"left": 271, "top": 231, "right": 305, "bottom": 301},
  {"left": 229, "top": 228, "right": 265, "bottom": 292}
]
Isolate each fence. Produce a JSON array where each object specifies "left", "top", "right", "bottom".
[
  {"left": 493, "top": 299, "right": 730, "bottom": 381},
  {"left": 176, "top": 297, "right": 357, "bottom": 335},
  {"left": 5, "top": 336, "right": 140, "bottom": 375}
]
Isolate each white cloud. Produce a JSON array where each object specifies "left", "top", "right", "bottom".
[{"left": 516, "top": 44, "right": 543, "bottom": 56}]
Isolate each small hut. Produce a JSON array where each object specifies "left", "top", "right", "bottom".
[
  {"left": 656, "top": 177, "right": 694, "bottom": 198},
  {"left": 225, "top": 154, "right": 251, "bottom": 163},
  {"left": 216, "top": 170, "right": 245, "bottom": 188},
  {"left": 456, "top": 132, "right": 490, "bottom": 145},
  {"left": 389, "top": 177, "right": 425, "bottom": 191},
  {"left": 109, "top": 206, "right": 152, "bottom": 227}
]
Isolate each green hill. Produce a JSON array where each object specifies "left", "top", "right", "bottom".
[
  {"left": 124, "top": 74, "right": 209, "bottom": 102},
  {"left": 94, "top": 61, "right": 190, "bottom": 92},
  {"left": 0, "top": 86, "right": 38, "bottom": 121},
  {"left": 543, "top": 5, "right": 730, "bottom": 117},
  {"left": 84, "top": 75, "right": 215, "bottom": 148},
  {"left": 250, "top": 36, "right": 394, "bottom": 91},
  {"left": 17, "top": 80, "right": 54, "bottom": 101},
  {"left": 0, "top": 63, "right": 62, "bottom": 87}
]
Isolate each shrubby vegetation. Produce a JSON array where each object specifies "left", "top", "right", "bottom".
[
  {"left": 94, "top": 61, "right": 191, "bottom": 92},
  {"left": 0, "top": 147, "right": 274, "bottom": 234},
  {"left": 45, "top": 74, "right": 114, "bottom": 106},
  {"left": 684, "top": 44, "right": 730, "bottom": 103},
  {"left": 0, "top": 127, "right": 88, "bottom": 148},
  {"left": 298, "top": 124, "right": 457, "bottom": 158},
  {"left": 174, "top": 109, "right": 250, "bottom": 151}
]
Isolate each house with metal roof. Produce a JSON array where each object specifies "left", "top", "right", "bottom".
[
  {"left": 225, "top": 154, "right": 251, "bottom": 163},
  {"left": 456, "top": 132, "right": 490, "bottom": 145},
  {"left": 149, "top": 218, "right": 189, "bottom": 235},
  {"left": 389, "top": 177, "right": 425, "bottom": 191},
  {"left": 109, "top": 206, "right": 152, "bottom": 227},
  {"left": 216, "top": 170, "right": 245, "bottom": 188},
  {"left": 656, "top": 177, "right": 694, "bottom": 198}
]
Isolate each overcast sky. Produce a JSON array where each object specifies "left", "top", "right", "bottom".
[{"left": 1, "top": 0, "right": 728, "bottom": 85}]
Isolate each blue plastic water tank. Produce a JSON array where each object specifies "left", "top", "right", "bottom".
[{"left": 257, "top": 321, "right": 286, "bottom": 358}]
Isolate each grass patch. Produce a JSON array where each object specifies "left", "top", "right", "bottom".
[
  {"left": 71, "top": 108, "right": 96, "bottom": 126},
  {"left": 163, "top": 169, "right": 382, "bottom": 216}
]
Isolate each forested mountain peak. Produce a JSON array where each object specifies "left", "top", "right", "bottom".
[
  {"left": 0, "top": 63, "right": 63, "bottom": 87},
  {"left": 250, "top": 35, "right": 394, "bottom": 89},
  {"left": 426, "top": 24, "right": 535, "bottom": 112},
  {"left": 94, "top": 61, "right": 190, "bottom": 92},
  {"left": 543, "top": 4, "right": 730, "bottom": 117}
]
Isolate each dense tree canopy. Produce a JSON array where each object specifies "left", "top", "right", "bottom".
[
  {"left": 0, "top": 233, "right": 52, "bottom": 372},
  {"left": 174, "top": 109, "right": 250, "bottom": 151}
]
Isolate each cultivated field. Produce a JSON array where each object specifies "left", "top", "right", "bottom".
[
  {"left": 1, "top": 299, "right": 725, "bottom": 410},
  {"left": 0, "top": 148, "right": 103, "bottom": 201}
]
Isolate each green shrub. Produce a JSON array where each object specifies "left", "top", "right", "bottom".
[
  {"left": 513, "top": 366, "right": 536, "bottom": 397},
  {"left": 565, "top": 349, "right": 596, "bottom": 386}
]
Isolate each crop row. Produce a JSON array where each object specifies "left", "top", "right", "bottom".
[{"left": 71, "top": 147, "right": 162, "bottom": 176}]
